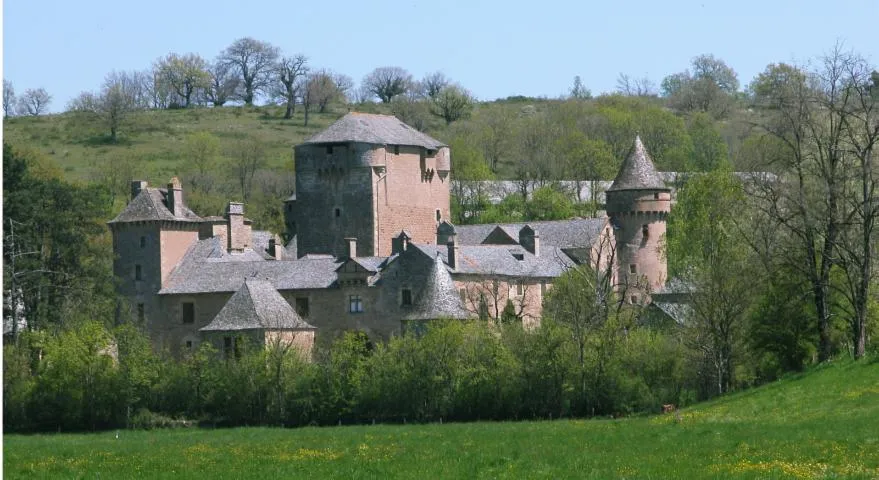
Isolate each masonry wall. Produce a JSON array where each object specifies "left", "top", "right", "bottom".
[
  {"left": 607, "top": 190, "right": 671, "bottom": 298},
  {"left": 373, "top": 146, "right": 451, "bottom": 256},
  {"left": 158, "top": 292, "right": 231, "bottom": 355},
  {"left": 160, "top": 225, "right": 200, "bottom": 284},
  {"left": 112, "top": 223, "right": 163, "bottom": 337},
  {"left": 454, "top": 275, "right": 546, "bottom": 329},
  {"left": 289, "top": 143, "right": 376, "bottom": 257}
]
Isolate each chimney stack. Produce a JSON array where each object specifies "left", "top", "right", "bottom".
[
  {"left": 131, "top": 180, "right": 147, "bottom": 201},
  {"left": 167, "top": 177, "right": 183, "bottom": 216},
  {"left": 226, "top": 202, "right": 245, "bottom": 253},
  {"left": 345, "top": 237, "right": 357, "bottom": 258},
  {"left": 447, "top": 237, "right": 459, "bottom": 270},
  {"left": 519, "top": 226, "right": 539, "bottom": 257},
  {"left": 268, "top": 238, "right": 283, "bottom": 260}
]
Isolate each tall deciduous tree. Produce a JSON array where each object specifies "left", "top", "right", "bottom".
[
  {"left": 421, "top": 71, "right": 449, "bottom": 99},
  {"left": 362, "top": 67, "right": 412, "bottom": 103},
  {"left": 68, "top": 71, "right": 141, "bottom": 143},
  {"left": 616, "top": 73, "right": 655, "bottom": 97},
  {"left": 154, "top": 53, "right": 210, "bottom": 108},
  {"left": 430, "top": 84, "right": 474, "bottom": 125},
  {"left": 16, "top": 88, "right": 51, "bottom": 116},
  {"left": 220, "top": 37, "right": 280, "bottom": 105},
  {"left": 274, "top": 54, "right": 308, "bottom": 119},
  {"left": 226, "top": 135, "right": 267, "bottom": 201},
  {"left": 662, "top": 54, "right": 739, "bottom": 118},
  {"left": 205, "top": 61, "right": 239, "bottom": 107}
]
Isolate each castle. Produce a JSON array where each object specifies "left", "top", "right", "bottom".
[{"left": 109, "top": 113, "right": 670, "bottom": 356}]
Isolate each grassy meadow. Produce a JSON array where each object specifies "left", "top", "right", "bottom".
[{"left": 4, "top": 357, "right": 878, "bottom": 479}]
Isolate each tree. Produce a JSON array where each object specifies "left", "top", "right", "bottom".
[
  {"left": 16, "top": 88, "right": 51, "bottom": 116},
  {"left": 421, "top": 71, "right": 449, "bottom": 99},
  {"left": 3, "top": 79, "right": 15, "bottom": 117},
  {"left": 667, "top": 168, "right": 755, "bottom": 395},
  {"left": 68, "top": 71, "right": 141, "bottom": 143},
  {"left": 616, "top": 73, "right": 656, "bottom": 97},
  {"left": 430, "top": 84, "right": 474, "bottom": 125},
  {"left": 205, "top": 61, "right": 239, "bottom": 107},
  {"left": 274, "top": 54, "right": 308, "bottom": 119},
  {"left": 154, "top": 53, "right": 210, "bottom": 108},
  {"left": 662, "top": 54, "right": 739, "bottom": 118},
  {"left": 183, "top": 131, "right": 220, "bottom": 194},
  {"left": 569, "top": 76, "right": 592, "bottom": 99},
  {"left": 687, "top": 112, "right": 729, "bottom": 170},
  {"left": 390, "top": 91, "right": 431, "bottom": 131},
  {"left": 226, "top": 135, "right": 267, "bottom": 201},
  {"left": 220, "top": 37, "right": 280, "bottom": 105},
  {"left": 362, "top": 67, "right": 412, "bottom": 103},
  {"left": 554, "top": 132, "right": 616, "bottom": 216},
  {"left": 306, "top": 69, "right": 346, "bottom": 114}
]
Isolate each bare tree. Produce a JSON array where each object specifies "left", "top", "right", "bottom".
[
  {"left": 220, "top": 37, "right": 280, "bottom": 105},
  {"left": 362, "top": 66, "right": 412, "bottom": 103},
  {"left": 308, "top": 69, "right": 344, "bottom": 113},
  {"left": 3, "top": 79, "right": 15, "bottom": 117},
  {"left": 333, "top": 73, "right": 354, "bottom": 103},
  {"left": 421, "top": 71, "right": 449, "bottom": 99},
  {"left": 616, "top": 73, "right": 656, "bottom": 97},
  {"left": 16, "top": 88, "right": 51, "bottom": 116},
  {"left": 430, "top": 84, "right": 475, "bottom": 125},
  {"left": 154, "top": 53, "right": 211, "bottom": 108},
  {"left": 569, "top": 76, "right": 591, "bottom": 99},
  {"left": 205, "top": 61, "right": 239, "bottom": 107},
  {"left": 274, "top": 54, "right": 308, "bottom": 119}
]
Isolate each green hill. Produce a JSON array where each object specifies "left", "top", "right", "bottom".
[{"left": 4, "top": 358, "right": 878, "bottom": 479}]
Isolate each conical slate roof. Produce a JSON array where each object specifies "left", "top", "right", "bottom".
[
  {"left": 303, "top": 112, "right": 446, "bottom": 149},
  {"left": 404, "top": 254, "right": 472, "bottom": 321},
  {"left": 201, "top": 278, "right": 315, "bottom": 331},
  {"left": 608, "top": 136, "right": 668, "bottom": 192}
]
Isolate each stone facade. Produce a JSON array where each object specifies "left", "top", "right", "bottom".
[{"left": 109, "top": 115, "right": 670, "bottom": 358}]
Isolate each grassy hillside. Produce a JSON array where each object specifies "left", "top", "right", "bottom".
[{"left": 4, "top": 357, "right": 877, "bottom": 479}]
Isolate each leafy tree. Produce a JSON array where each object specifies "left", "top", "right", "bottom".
[
  {"left": 662, "top": 54, "right": 739, "bottom": 118},
  {"left": 525, "top": 186, "right": 575, "bottom": 221},
  {"left": 362, "top": 66, "right": 412, "bottom": 103},
  {"left": 205, "top": 61, "right": 240, "bottom": 107},
  {"left": 569, "top": 75, "right": 592, "bottom": 99},
  {"left": 448, "top": 136, "right": 494, "bottom": 223},
  {"left": 687, "top": 112, "right": 729, "bottom": 170},
  {"left": 154, "top": 53, "right": 210, "bottom": 108},
  {"left": 220, "top": 37, "right": 280, "bottom": 105},
  {"left": 420, "top": 71, "right": 449, "bottom": 99},
  {"left": 430, "top": 84, "right": 474, "bottom": 125},
  {"left": 225, "top": 135, "right": 267, "bottom": 201},
  {"left": 68, "top": 71, "right": 142, "bottom": 143},
  {"left": 667, "top": 167, "right": 755, "bottom": 395},
  {"left": 182, "top": 131, "right": 220, "bottom": 194}
]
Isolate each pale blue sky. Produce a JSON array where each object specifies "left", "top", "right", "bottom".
[{"left": 3, "top": 0, "right": 877, "bottom": 113}]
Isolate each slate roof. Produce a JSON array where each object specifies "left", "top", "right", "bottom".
[
  {"left": 109, "top": 188, "right": 202, "bottom": 224},
  {"left": 303, "top": 112, "right": 446, "bottom": 149},
  {"left": 159, "top": 237, "right": 340, "bottom": 294},
  {"left": 413, "top": 244, "right": 575, "bottom": 278},
  {"left": 200, "top": 278, "right": 315, "bottom": 332},
  {"left": 608, "top": 136, "right": 669, "bottom": 192},
  {"left": 405, "top": 254, "right": 473, "bottom": 321},
  {"left": 455, "top": 218, "right": 606, "bottom": 250}
]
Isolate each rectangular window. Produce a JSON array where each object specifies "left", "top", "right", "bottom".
[
  {"left": 224, "top": 336, "right": 233, "bottom": 357},
  {"left": 140, "top": 236, "right": 146, "bottom": 248},
  {"left": 137, "top": 303, "right": 145, "bottom": 322},
  {"left": 629, "top": 264, "right": 637, "bottom": 274},
  {"left": 510, "top": 281, "right": 525, "bottom": 297},
  {"left": 348, "top": 295, "right": 363, "bottom": 313},
  {"left": 630, "top": 295, "right": 639, "bottom": 304},
  {"left": 185, "top": 340, "right": 193, "bottom": 350},
  {"left": 401, "top": 289, "right": 412, "bottom": 306},
  {"left": 135, "top": 264, "right": 142, "bottom": 281},
  {"left": 182, "top": 302, "right": 195, "bottom": 324},
  {"left": 295, "top": 298, "right": 310, "bottom": 317},
  {"left": 334, "top": 208, "right": 341, "bottom": 218},
  {"left": 642, "top": 224, "right": 649, "bottom": 239},
  {"left": 394, "top": 145, "right": 400, "bottom": 155},
  {"left": 326, "top": 146, "right": 333, "bottom": 155}
]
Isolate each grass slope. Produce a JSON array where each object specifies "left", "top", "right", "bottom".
[{"left": 4, "top": 358, "right": 879, "bottom": 479}]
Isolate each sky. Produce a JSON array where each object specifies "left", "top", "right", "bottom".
[{"left": 3, "top": 0, "right": 878, "bottom": 113}]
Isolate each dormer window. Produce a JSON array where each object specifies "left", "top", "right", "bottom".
[{"left": 512, "top": 253, "right": 525, "bottom": 261}]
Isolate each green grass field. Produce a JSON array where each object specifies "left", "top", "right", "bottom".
[{"left": 4, "top": 358, "right": 878, "bottom": 479}]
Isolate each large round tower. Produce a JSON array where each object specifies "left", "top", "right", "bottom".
[{"left": 606, "top": 136, "right": 670, "bottom": 301}]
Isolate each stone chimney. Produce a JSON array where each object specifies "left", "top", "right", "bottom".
[
  {"left": 519, "top": 225, "right": 539, "bottom": 257},
  {"left": 268, "top": 238, "right": 283, "bottom": 260},
  {"left": 226, "top": 202, "right": 245, "bottom": 253},
  {"left": 436, "top": 220, "right": 457, "bottom": 246},
  {"left": 447, "top": 237, "right": 459, "bottom": 270},
  {"left": 167, "top": 177, "right": 183, "bottom": 216},
  {"left": 345, "top": 237, "right": 357, "bottom": 258},
  {"left": 131, "top": 180, "right": 147, "bottom": 201}
]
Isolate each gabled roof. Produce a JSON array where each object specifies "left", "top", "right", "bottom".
[
  {"left": 404, "top": 254, "right": 472, "bottom": 321},
  {"left": 109, "top": 188, "right": 202, "bottom": 224},
  {"left": 455, "top": 218, "right": 607, "bottom": 250},
  {"left": 608, "top": 136, "right": 669, "bottom": 192},
  {"left": 481, "top": 226, "right": 519, "bottom": 245},
  {"left": 412, "top": 244, "right": 575, "bottom": 278},
  {"left": 200, "top": 278, "right": 315, "bottom": 332},
  {"left": 302, "top": 112, "right": 446, "bottom": 149}
]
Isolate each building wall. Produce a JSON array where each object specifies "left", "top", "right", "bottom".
[
  {"left": 160, "top": 225, "right": 200, "bottom": 284},
  {"left": 373, "top": 145, "right": 451, "bottom": 256},
  {"left": 158, "top": 292, "right": 232, "bottom": 355},
  {"left": 111, "top": 222, "right": 163, "bottom": 337},
  {"left": 289, "top": 143, "right": 377, "bottom": 257},
  {"left": 264, "top": 330, "right": 315, "bottom": 360},
  {"left": 607, "top": 190, "right": 671, "bottom": 298},
  {"left": 455, "top": 275, "right": 546, "bottom": 328}
]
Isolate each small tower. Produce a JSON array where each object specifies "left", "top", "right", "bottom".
[{"left": 606, "top": 137, "right": 671, "bottom": 301}]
